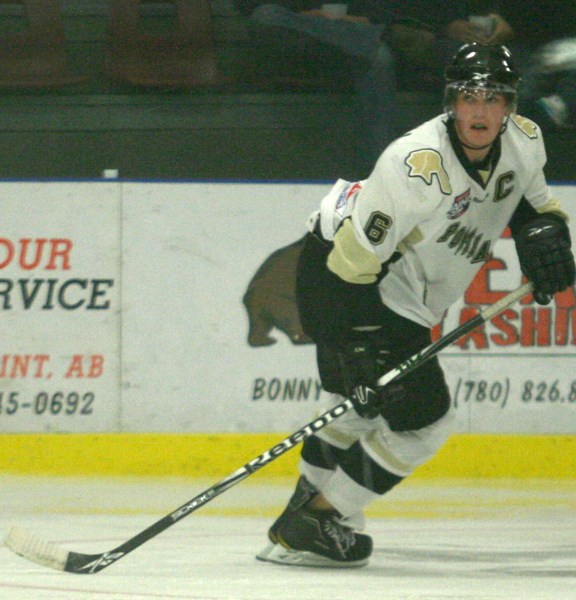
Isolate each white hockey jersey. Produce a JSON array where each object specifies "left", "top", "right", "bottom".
[{"left": 315, "top": 113, "right": 558, "bottom": 327}]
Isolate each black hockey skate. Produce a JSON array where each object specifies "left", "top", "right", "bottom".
[
  {"left": 269, "top": 476, "right": 319, "bottom": 543},
  {"left": 256, "top": 476, "right": 372, "bottom": 568},
  {"left": 256, "top": 475, "right": 319, "bottom": 562}
]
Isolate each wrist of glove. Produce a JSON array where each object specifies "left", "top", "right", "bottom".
[
  {"left": 338, "top": 331, "right": 405, "bottom": 420},
  {"left": 514, "top": 214, "right": 576, "bottom": 305},
  {"left": 351, "top": 383, "right": 404, "bottom": 419}
]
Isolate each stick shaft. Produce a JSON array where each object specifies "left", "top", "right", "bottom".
[{"left": 377, "top": 281, "right": 533, "bottom": 387}]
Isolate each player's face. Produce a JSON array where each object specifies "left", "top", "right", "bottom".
[{"left": 453, "top": 89, "right": 510, "bottom": 149}]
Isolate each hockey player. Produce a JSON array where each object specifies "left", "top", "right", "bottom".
[{"left": 256, "top": 43, "right": 576, "bottom": 568}]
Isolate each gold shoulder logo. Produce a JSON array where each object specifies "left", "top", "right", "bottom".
[{"left": 510, "top": 115, "right": 539, "bottom": 139}]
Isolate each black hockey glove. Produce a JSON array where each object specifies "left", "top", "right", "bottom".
[
  {"left": 514, "top": 214, "right": 576, "bottom": 305},
  {"left": 339, "top": 334, "right": 404, "bottom": 420},
  {"left": 351, "top": 382, "right": 404, "bottom": 419}
]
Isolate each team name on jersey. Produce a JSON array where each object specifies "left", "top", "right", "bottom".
[{"left": 436, "top": 222, "right": 491, "bottom": 263}]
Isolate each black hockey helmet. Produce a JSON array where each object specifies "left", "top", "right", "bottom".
[{"left": 444, "top": 43, "right": 520, "bottom": 116}]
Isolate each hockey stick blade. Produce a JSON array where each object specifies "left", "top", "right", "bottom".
[
  {"left": 5, "top": 527, "right": 70, "bottom": 571},
  {"left": 4, "top": 281, "right": 533, "bottom": 574},
  {"left": 4, "top": 526, "right": 129, "bottom": 573}
]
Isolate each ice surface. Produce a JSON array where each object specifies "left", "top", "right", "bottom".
[{"left": 1, "top": 475, "right": 575, "bottom": 599}]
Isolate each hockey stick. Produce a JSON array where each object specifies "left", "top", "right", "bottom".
[{"left": 4, "top": 281, "right": 533, "bottom": 574}]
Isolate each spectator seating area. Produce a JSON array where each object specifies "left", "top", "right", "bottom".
[{"left": 0, "top": 0, "right": 573, "bottom": 182}]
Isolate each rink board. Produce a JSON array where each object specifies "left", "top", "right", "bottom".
[{"left": 0, "top": 181, "right": 575, "bottom": 438}]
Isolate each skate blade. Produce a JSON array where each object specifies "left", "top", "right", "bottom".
[
  {"left": 255, "top": 542, "right": 276, "bottom": 561},
  {"left": 256, "top": 543, "right": 368, "bottom": 568}
]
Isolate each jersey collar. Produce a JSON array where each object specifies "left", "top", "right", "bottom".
[{"left": 445, "top": 118, "right": 502, "bottom": 188}]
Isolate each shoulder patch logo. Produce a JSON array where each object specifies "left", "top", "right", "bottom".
[
  {"left": 510, "top": 115, "right": 539, "bottom": 139},
  {"left": 406, "top": 149, "right": 452, "bottom": 195},
  {"left": 447, "top": 188, "right": 471, "bottom": 219},
  {"left": 336, "top": 181, "right": 362, "bottom": 214}
]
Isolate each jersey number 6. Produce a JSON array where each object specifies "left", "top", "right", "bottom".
[{"left": 364, "top": 211, "right": 393, "bottom": 245}]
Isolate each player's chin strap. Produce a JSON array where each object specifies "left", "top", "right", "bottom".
[{"left": 4, "top": 282, "right": 534, "bottom": 574}]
